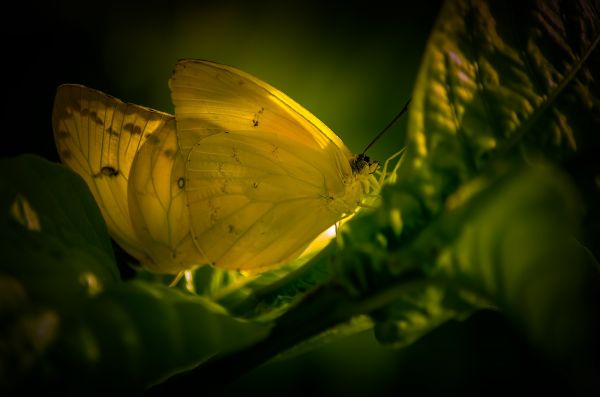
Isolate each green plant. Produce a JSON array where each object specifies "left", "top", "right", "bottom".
[{"left": 1, "top": 0, "right": 598, "bottom": 395}]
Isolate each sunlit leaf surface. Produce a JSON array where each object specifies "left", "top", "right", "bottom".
[{"left": 398, "top": 0, "right": 600, "bottom": 216}]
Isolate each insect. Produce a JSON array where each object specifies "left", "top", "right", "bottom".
[{"left": 52, "top": 59, "right": 407, "bottom": 274}]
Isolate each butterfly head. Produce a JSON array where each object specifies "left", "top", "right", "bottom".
[{"left": 351, "top": 153, "right": 379, "bottom": 176}]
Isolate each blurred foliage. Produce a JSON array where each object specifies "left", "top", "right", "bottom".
[
  {"left": 0, "top": 156, "right": 269, "bottom": 395},
  {"left": 1, "top": 0, "right": 600, "bottom": 396}
]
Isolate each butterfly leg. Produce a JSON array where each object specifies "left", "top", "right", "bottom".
[
  {"left": 168, "top": 271, "right": 185, "bottom": 287},
  {"left": 377, "top": 147, "right": 406, "bottom": 186}
]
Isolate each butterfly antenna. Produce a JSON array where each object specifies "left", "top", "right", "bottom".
[{"left": 361, "top": 97, "right": 412, "bottom": 155}]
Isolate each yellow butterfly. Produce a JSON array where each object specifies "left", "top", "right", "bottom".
[{"left": 52, "top": 60, "right": 388, "bottom": 274}]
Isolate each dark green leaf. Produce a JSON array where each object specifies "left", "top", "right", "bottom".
[
  {"left": 397, "top": 0, "right": 600, "bottom": 217},
  {"left": 0, "top": 155, "right": 119, "bottom": 391},
  {"left": 0, "top": 155, "right": 117, "bottom": 268},
  {"left": 52, "top": 281, "right": 270, "bottom": 394},
  {"left": 374, "top": 162, "right": 590, "bottom": 353},
  {"left": 0, "top": 156, "right": 271, "bottom": 394},
  {"left": 0, "top": 155, "right": 119, "bottom": 311}
]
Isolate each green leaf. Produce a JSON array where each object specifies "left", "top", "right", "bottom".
[
  {"left": 220, "top": 245, "right": 337, "bottom": 320},
  {"left": 372, "top": 284, "right": 482, "bottom": 348},
  {"left": 272, "top": 315, "right": 373, "bottom": 362},
  {"left": 0, "top": 155, "right": 120, "bottom": 391},
  {"left": 162, "top": 161, "right": 590, "bottom": 394},
  {"left": 52, "top": 280, "right": 270, "bottom": 395},
  {"left": 372, "top": 161, "right": 590, "bottom": 354},
  {"left": 433, "top": 164, "right": 590, "bottom": 354},
  {"left": 397, "top": 0, "right": 600, "bottom": 217},
  {"left": 361, "top": 0, "right": 600, "bottom": 357},
  {"left": 0, "top": 155, "right": 119, "bottom": 312},
  {"left": 0, "top": 155, "right": 116, "bottom": 267}
]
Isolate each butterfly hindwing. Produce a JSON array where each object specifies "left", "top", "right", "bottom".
[
  {"left": 170, "top": 60, "right": 355, "bottom": 271},
  {"left": 52, "top": 84, "right": 175, "bottom": 263},
  {"left": 184, "top": 130, "right": 342, "bottom": 270},
  {"left": 127, "top": 116, "right": 202, "bottom": 272}
]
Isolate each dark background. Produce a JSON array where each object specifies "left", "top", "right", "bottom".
[
  {"left": 3, "top": 0, "right": 435, "bottom": 163},
  {"left": 3, "top": 1, "right": 592, "bottom": 395}
]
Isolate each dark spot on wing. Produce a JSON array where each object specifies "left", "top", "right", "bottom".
[
  {"left": 252, "top": 107, "right": 264, "bottom": 128},
  {"left": 177, "top": 177, "right": 185, "bottom": 189},
  {"left": 107, "top": 126, "right": 120, "bottom": 136},
  {"left": 124, "top": 122, "right": 143, "bottom": 135},
  {"left": 163, "top": 149, "right": 175, "bottom": 158},
  {"left": 98, "top": 166, "right": 119, "bottom": 177},
  {"left": 146, "top": 134, "right": 160, "bottom": 144},
  {"left": 102, "top": 166, "right": 119, "bottom": 177},
  {"left": 252, "top": 182, "right": 258, "bottom": 189},
  {"left": 228, "top": 224, "right": 235, "bottom": 234},
  {"left": 89, "top": 111, "right": 104, "bottom": 125}
]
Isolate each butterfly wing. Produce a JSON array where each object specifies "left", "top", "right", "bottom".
[
  {"left": 170, "top": 60, "right": 352, "bottom": 158},
  {"left": 52, "top": 84, "right": 177, "bottom": 264},
  {"left": 170, "top": 60, "right": 356, "bottom": 271},
  {"left": 183, "top": 130, "right": 345, "bottom": 271},
  {"left": 127, "top": 115, "right": 201, "bottom": 273}
]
